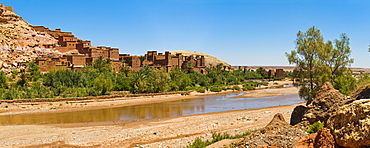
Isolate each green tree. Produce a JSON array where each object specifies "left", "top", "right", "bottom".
[
  {"left": 93, "top": 74, "right": 113, "bottom": 95},
  {"left": 179, "top": 75, "right": 193, "bottom": 90},
  {"left": 27, "top": 61, "right": 41, "bottom": 81},
  {"left": 120, "top": 61, "right": 131, "bottom": 77},
  {"left": 286, "top": 26, "right": 354, "bottom": 104},
  {"left": 129, "top": 71, "right": 148, "bottom": 93},
  {"left": 93, "top": 56, "right": 112, "bottom": 73},
  {"left": 113, "top": 72, "right": 131, "bottom": 91},
  {"left": 184, "top": 62, "right": 195, "bottom": 73},
  {"left": 17, "top": 72, "right": 28, "bottom": 87},
  {"left": 148, "top": 68, "right": 170, "bottom": 92},
  {"left": 0, "top": 71, "right": 7, "bottom": 89},
  {"left": 256, "top": 67, "right": 268, "bottom": 79}
]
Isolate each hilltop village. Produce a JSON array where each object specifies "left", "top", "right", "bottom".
[
  {"left": 31, "top": 26, "right": 286, "bottom": 77},
  {"left": 32, "top": 26, "right": 207, "bottom": 73},
  {"left": 0, "top": 3, "right": 286, "bottom": 77}
]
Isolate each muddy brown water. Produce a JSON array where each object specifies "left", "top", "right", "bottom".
[{"left": 0, "top": 92, "right": 303, "bottom": 125}]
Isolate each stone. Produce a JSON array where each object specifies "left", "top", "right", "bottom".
[
  {"left": 295, "top": 133, "right": 316, "bottom": 147},
  {"left": 303, "top": 82, "right": 350, "bottom": 124},
  {"left": 350, "top": 83, "right": 370, "bottom": 100},
  {"left": 313, "top": 128, "right": 337, "bottom": 148},
  {"left": 327, "top": 99, "right": 370, "bottom": 148},
  {"left": 290, "top": 105, "right": 308, "bottom": 125}
]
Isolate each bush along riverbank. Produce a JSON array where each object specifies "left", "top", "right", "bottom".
[{"left": 0, "top": 59, "right": 277, "bottom": 100}]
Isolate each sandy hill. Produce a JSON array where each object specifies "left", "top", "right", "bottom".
[{"left": 171, "top": 50, "right": 231, "bottom": 67}]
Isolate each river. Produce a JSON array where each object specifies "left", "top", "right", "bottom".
[{"left": 0, "top": 92, "right": 303, "bottom": 125}]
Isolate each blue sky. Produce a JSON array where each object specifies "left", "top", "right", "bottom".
[{"left": 3, "top": 0, "right": 370, "bottom": 67}]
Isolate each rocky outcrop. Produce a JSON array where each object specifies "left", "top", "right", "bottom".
[
  {"left": 290, "top": 105, "right": 308, "bottom": 125},
  {"left": 313, "top": 128, "right": 337, "bottom": 148},
  {"left": 350, "top": 83, "right": 370, "bottom": 100},
  {"left": 327, "top": 99, "right": 370, "bottom": 148},
  {"left": 0, "top": 4, "right": 61, "bottom": 74},
  {"left": 237, "top": 113, "right": 306, "bottom": 148},
  {"left": 301, "top": 82, "right": 351, "bottom": 124}
]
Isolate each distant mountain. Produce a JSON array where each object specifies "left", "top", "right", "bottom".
[
  {"left": 232, "top": 66, "right": 296, "bottom": 71},
  {"left": 171, "top": 50, "right": 231, "bottom": 67}
]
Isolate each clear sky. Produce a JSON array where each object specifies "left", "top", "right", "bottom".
[{"left": 3, "top": 0, "right": 370, "bottom": 67}]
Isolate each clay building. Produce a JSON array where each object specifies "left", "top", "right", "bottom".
[
  {"left": 268, "top": 70, "right": 275, "bottom": 77},
  {"left": 119, "top": 54, "right": 141, "bottom": 72},
  {"left": 31, "top": 26, "right": 207, "bottom": 73},
  {"left": 268, "top": 69, "right": 284, "bottom": 78},
  {"left": 275, "top": 69, "right": 284, "bottom": 78},
  {"left": 142, "top": 51, "right": 206, "bottom": 73},
  {"left": 35, "top": 57, "right": 70, "bottom": 73}
]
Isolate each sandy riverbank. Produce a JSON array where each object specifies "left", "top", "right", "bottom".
[
  {"left": 0, "top": 80, "right": 295, "bottom": 116},
  {"left": 0, "top": 80, "right": 301, "bottom": 147},
  {"left": 0, "top": 103, "right": 303, "bottom": 148}
]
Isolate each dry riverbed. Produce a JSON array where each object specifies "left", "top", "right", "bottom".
[{"left": 0, "top": 81, "right": 300, "bottom": 147}]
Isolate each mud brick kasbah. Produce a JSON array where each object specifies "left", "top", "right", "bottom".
[{"left": 32, "top": 26, "right": 207, "bottom": 73}]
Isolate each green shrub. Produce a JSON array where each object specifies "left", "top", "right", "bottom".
[
  {"left": 4, "top": 89, "right": 18, "bottom": 100},
  {"left": 186, "top": 137, "right": 210, "bottom": 148},
  {"left": 195, "top": 87, "right": 205, "bottom": 93},
  {"left": 258, "top": 82, "right": 269, "bottom": 86},
  {"left": 186, "top": 131, "right": 254, "bottom": 148},
  {"left": 306, "top": 121, "right": 324, "bottom": 134},
  {"left": 242, "top": 85, "right": 255, "bottom": 90},
  {"left": 210, "top": 87, "right": 222, "bottom": 92},
  {"left": 181, "top": 92, "right": 190, "bottom": 95},
  {"left": 232, "top": 86, "right": 240, "bottom": 90}
]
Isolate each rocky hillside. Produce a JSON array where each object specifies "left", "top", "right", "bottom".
[
  {"left": 0, "top": 4, "right": 61, "bottom": 73},
  {"left": 171, "top": 50, "right": 231, "bottom": 68},
  {"left": 224, "top": 82, "right": 370, "bottom": 147}
]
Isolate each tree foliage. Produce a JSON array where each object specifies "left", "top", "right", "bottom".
[
  {"left": 286, "top": 26, "right": 354, "bottom": 103},
  {"left": 0, "top": 56, "right": 292, "bottom": 99}
]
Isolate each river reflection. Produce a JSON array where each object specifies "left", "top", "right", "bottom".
[{"left": 0, "top": 92, "right": 303, "bottom": 125}]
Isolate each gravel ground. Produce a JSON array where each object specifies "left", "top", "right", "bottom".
[
  {"left": 0, "top": 103, "right": 301, "bottom": 148},
  {"left": 0, "top": 81, "right": 300, "bottom": 147}
]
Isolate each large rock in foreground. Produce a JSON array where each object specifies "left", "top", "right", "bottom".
[
  {"left": 313, "top": 128, "right": 337, "bottom": 148},
  {"left": 237, "top": 113, "right": 306, "bottom": 148},
  {"left": 302, "top": 82, "right": 350, "bottom": 124},
  {"left": 290, "top": 105, "right": 308, "bottom": 125},
  {"left": 350, "top": 83, "right": 370, "bottom": 100},
  {"left": 327, "top": 99, "right": 370, "bottom": 148}
]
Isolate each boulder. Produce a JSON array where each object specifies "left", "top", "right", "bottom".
[
  {"left": 327, "top": 99, "right": 370, "bottom": 148},
  {"left": 303, "top": 82, "right": 350, "bottom": 124},
  {"left": 350, "top": 83, "right": 370, "bottom": 100},
  {"left": 313, "top": 128, "right": 337, "bottom": 148},
  {"left": 290, "top": 105, "right": 308, "bottom": 125},
  {"left": 295, "top": 133, "right": 316, "bottom": 148}
]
